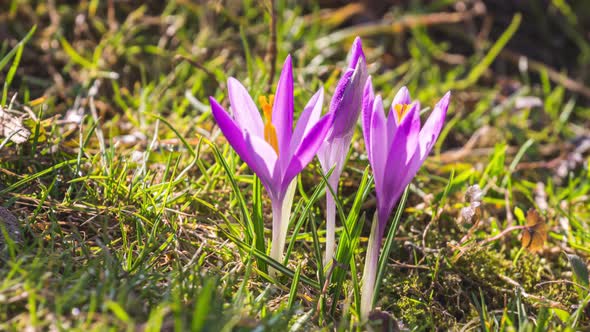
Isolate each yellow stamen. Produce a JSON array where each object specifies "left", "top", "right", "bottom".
[
  {"left": 394, "top": 103, "right": 411, "bottom": 122},
  {"left": 259, "top": 94, "right": 279, "bottom": 155}
]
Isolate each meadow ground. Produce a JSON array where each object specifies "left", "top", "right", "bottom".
[{"left": 0, "top": 1, "right": 589, "bottom": 330}]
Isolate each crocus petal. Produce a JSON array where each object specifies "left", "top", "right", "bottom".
[
  {"left": 361, "top": 77, "right": 375, "bottom": 162},
  {"left": 386, "top": 101, "right": 420, "bottom": 149},
  {"left": 348, "top": 36, "right": 366, "bottom": 69},
  {"left": 329, "top": 57, "right": 368, "bottom": 139},
  {"left": 385, "top": 108, "right": 397, "bottom": 142},
  {"left": 369, "top": 96, "right": 388, "bottom": 191},
  {"left": 380, "top": 104, "right": 421, "bottom": 217},
  {"left": 417, "top": 92, "right": 450, "bottom": 160},
  {"left": 227, "top": 77, "right": 264, "bottom": 137},
  {"left": 329, "top": 70, "right": 353, "bottom": 115},
  {"left": 392, "top": 86, "right": 411, "bottom": 106},
  {"left": 290, "top": 87, "right": 324, "bottom": 156},
  {"left": 282, "top": 112, "right": 334, "bottom": 188},
  {"left": 273, "top": 55, "right": 294, "bottom": 159},
  {"left": 328, "top": 36, "right": 367, "bottom": 139},
  {"left": 210, "top": 97, "right": 252, "bottom": 167},
  {"left": 244, "top": 132, "right": 279, "bottom": 196},
  {"left": 389, "top": 86, "right": 413, "bottom": 127},
  {"left": 400, "top": 92, "right": 450, "bottom": 193},
  {"left": 317, "top": 134, "right": 352, "bottom": 175},
  {"left": 404, "top": 102, "right": 421, "bottom": 156}
]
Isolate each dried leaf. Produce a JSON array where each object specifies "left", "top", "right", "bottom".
[
  {"left": 521, "top": 209, "right": 547, "bottom": 252},
  {"left": 0, "top": 106, "right": 31, "bottom": 144},
  {"left": 460, "top": 185, "right": 483, "bottom": 224},
  {"left": 514, "top": 96, "right": 543, "bottom": 109},
  {"left": 465, "top": 184, "right": 483, "bottom": 204}
]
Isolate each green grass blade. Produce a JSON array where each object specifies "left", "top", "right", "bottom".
[
  {"left": 252, "top": 176, "right": 267, "bottom": 272},
  {"left": 0, "top": 25, "right": 35, "bottom": 73},
  {"left": 308, "top": 211, "right": 325, "bottom": 285},
  {"left": 283, "top": 170, "right": 329, "bottom": 264},
  {"left": 372, "top": 186, "right": 409, "bottom": 306},
  {"left": 0, "top": 159, "right": 82, "bottom": 195},
  {"left": 59, "top": 36, "right": 95, "bottom": 69},
  {"left": 288, "top": 263, "right": 302, "bottom": 310},
  {"left": 204, "top": 139, "right": 254, "bottom": 243},
  {"left": 2, "top": 40, "right": 24, "bottom": 105},
  {"left": 449, "top": 13, "right": 521, "bottom": 90},
  {"left": 222, "top": 229, "right": 320, "bottom": 289},
  {"left": 192, "top": 278, "right": 215, "bottom": 331}
]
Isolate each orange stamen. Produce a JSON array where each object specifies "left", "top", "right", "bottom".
[
  {"left": 259, "top": 95, "right": 279, "bottom": 155},
  {"left": 394, "top": 103, "right": 410, "bottom": 122}
]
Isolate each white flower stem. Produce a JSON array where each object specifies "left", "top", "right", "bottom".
[
  {"left": 269, "top": 179, "right": 297, "bottom": 275},
  {"left": 360, "top": 212, "right": 383, "bottom": 321},
  {"left": 324, "top": 192, "right": 336, "bottom": 267},
  {"left": 324, "top": 174, "right": 339, "bottom": 267}
]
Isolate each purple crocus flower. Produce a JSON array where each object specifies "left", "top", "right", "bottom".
[
  {"left": 360, "top": 78, "right": 451, "bottom": 319},
  {"left": 209, "top": 55, "right": 334, "bottom": 265},
  {"left": 317, "top": 37, "right": 368, "bottom": 266}
]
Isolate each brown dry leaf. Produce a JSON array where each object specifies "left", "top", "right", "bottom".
[
  {"left": 0, "top": 106, "right": 31, "bottom": 144},
  {"left": 521, "top": 209, "right": 548, "bottom": 252}
]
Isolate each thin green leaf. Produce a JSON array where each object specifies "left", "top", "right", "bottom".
[
  {"left": 0, "top": 25, "right": 36, "bottom": 73},
  {"left": 372, "top": 186, "right": 409, "bottom": 306},
  {"left": 2, "top": 41, "right": 24, "bottom": 105},
  {"left": 288, "top": 263, "right": 302, "bottom": 310},
  {"left": 192, "top": 278, "right": 215, "bottom": 331},
  {"left": 567, "top": 254, "right": 589, "bottom": 288}
]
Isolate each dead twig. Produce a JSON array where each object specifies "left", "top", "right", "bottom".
[
  {"left": 438, "top": 125, "right": 491, "bottom": 164},
  {"left": 316, "top": 3, "right": 486, "bottom": 48},
  {"left": 500, "top": 49, "right": 590, "bottom": 100},
  {"left": 498, "top": 274, "right": 566, "bottom": 309}
]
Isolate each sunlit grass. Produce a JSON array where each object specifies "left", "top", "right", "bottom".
[{"left": 1, "top": 1, "right": 589, "bottom": 330}]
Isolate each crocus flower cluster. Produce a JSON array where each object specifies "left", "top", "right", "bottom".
[{"left": 208, "top": 37, "right": 450, "bottom": 319}]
